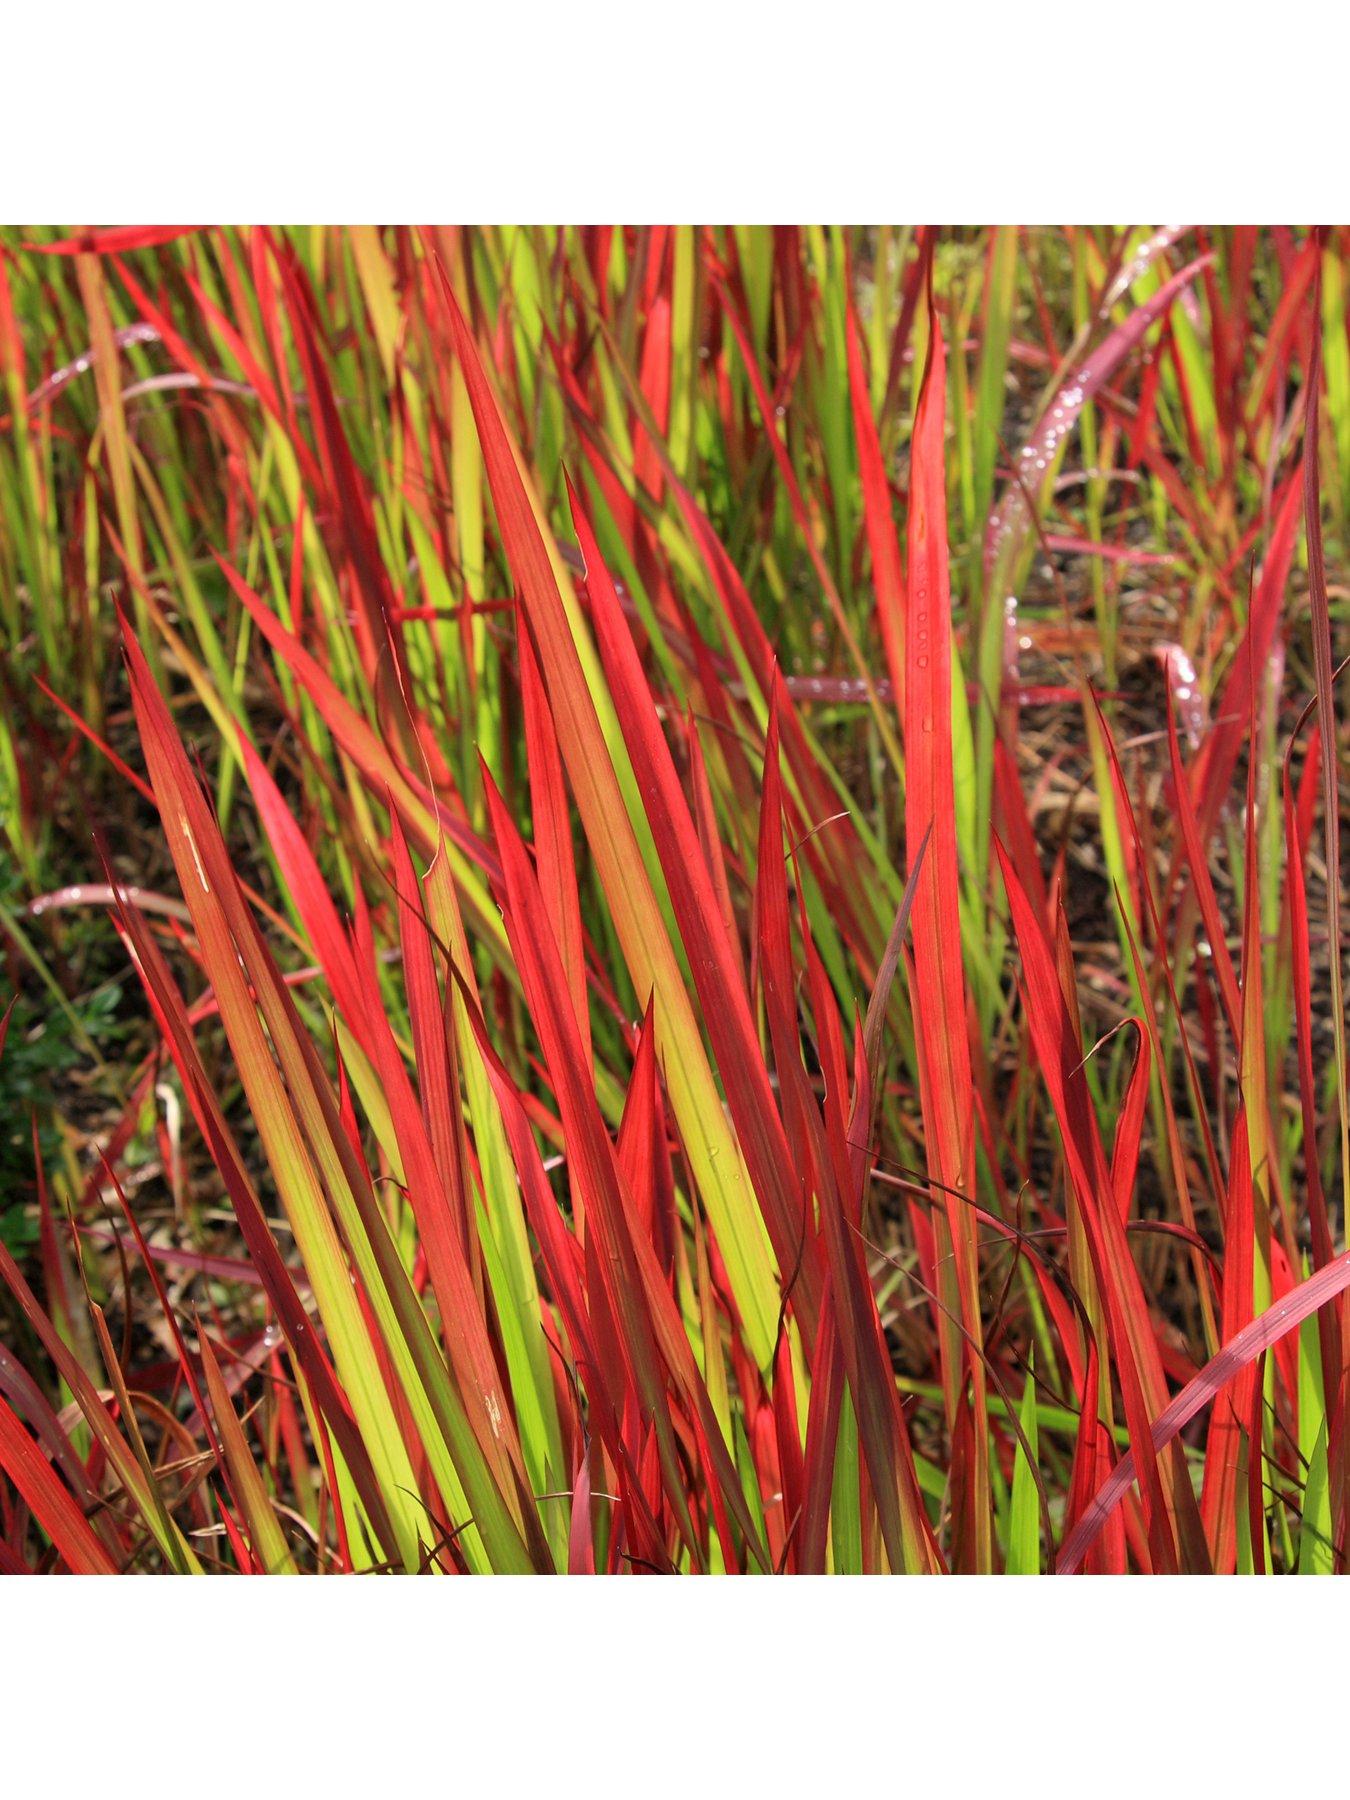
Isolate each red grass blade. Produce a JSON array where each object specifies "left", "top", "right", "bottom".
[
  {"left": 28, "top": 226, "right": 201, "bottom": 256},
  {"left": 846, "top": 296, "right": 905, "bottom": 721},
  {"left": 1060, "top": 1249, "right": 1350, "bottom": 1573},
  {"left": 0, "top": 1391, "right": 118, "bottom": 1573},
  {"left": 905, "top": 300, "right": 990, "bottom": 1568}
]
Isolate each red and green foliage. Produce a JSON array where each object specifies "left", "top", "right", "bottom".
[{"left": 1, "top": 225, "right": 1348, "bottom": 1572}]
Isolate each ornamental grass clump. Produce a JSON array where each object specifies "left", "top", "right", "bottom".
[{"left": 0, "top": 225, "right": 1347, "bottom": 1573}]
